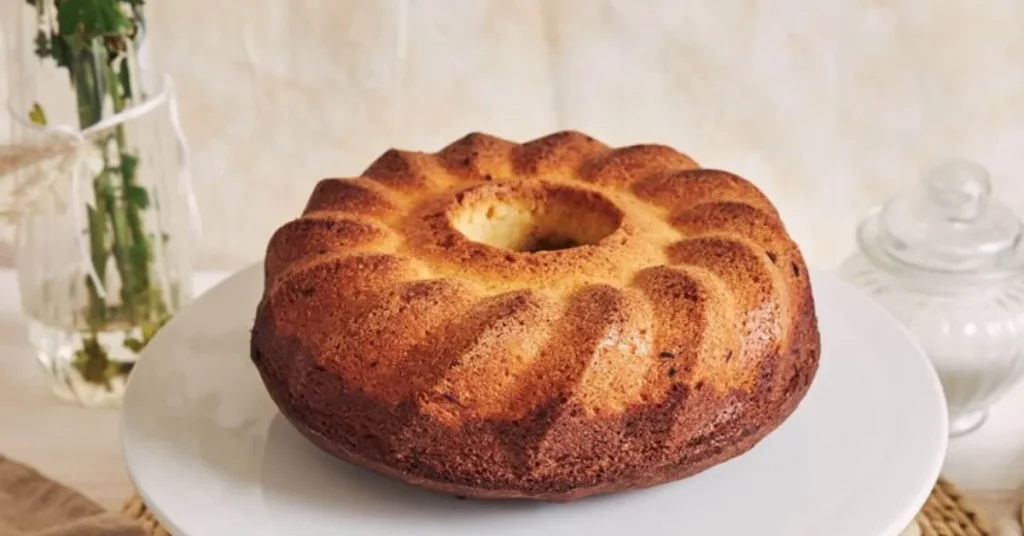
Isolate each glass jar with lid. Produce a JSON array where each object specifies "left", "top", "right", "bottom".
[{"left": 839, "top": 159, "right": 1024, "bottom": 437}]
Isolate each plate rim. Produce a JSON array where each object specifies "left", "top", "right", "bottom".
[{"left": 120, "top": 263, "right": 949, "bottom": 536}]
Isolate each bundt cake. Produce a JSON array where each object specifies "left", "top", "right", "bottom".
[{"left": 250, "top": 130, "right": 820, "bottom": 501}]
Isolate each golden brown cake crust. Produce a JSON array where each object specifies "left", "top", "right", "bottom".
[{"left": 251, "top": 130, "right": 821, "bottom": 501}]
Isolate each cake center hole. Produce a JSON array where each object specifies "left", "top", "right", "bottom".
[{"left": 451, "top": 186, "right": 623, "bottom": 253}]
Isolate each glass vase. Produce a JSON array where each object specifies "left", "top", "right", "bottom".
[{"left": 3, "top": 1, "right": 196, "bottom": 407}]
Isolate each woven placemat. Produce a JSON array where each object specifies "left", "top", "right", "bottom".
[
  {"left": 123, "top": 494, "right": 172, "bottom": 536},
  {"left": 912, "top": 477, "right": 994, "bottom": 536},
  {"left": 121, "top": 476, "right": 994, "bottom": 535}
]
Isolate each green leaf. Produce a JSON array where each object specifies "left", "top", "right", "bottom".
[
  {"left": 129, "top": 240, "right": 150, "bottom": 268},
  {"left": 141, "top": 317, "right": 167, "bottom": 343},
  {"left": 120, "top": 152, "right": 138, "bottom": 181},
  {"left": 28, "top": 103, "right": 47, "bottom": 126},
  {"left": 57, "top": 0, "right": 130, "bottom": 42},
  {"left": 50, "top": 34, "right": 72, "bottom": 68},
  {"left": 33, "top": 30, "right": 52, "bottom": 57},
  {"left": 125, "top": 184, "right": 149, "bottom": 210},
  {"left": 73, "top": 335, "right": 112, "bottom": 386},
  {"left": 116, "top": 361, "right": 135, "bottom": 376},
  {"left": 123, "top": 337, "right": 145, "bottom": 352}
]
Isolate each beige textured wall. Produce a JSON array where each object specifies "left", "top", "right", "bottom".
[{"left": 4, "top": 0, "right": 1024, "bottom": 271}]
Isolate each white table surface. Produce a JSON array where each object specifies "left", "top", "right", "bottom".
[{"left": 0, "top": 268, "right": 1021, "bottom": 531}]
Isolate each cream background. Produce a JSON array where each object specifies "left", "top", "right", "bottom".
[{"left": 2, "top": 0, "right": 1023, "bottom": 271}]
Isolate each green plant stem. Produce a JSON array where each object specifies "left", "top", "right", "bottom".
[
  {"left": 71, "top": 43, "right": 109, "bottom": 329},
  {"left": 102, "top": 60, "right": 155, "bottom": 321}
]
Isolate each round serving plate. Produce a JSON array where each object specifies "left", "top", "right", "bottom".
[{"left": 122, "top": 265, "right": 948, "bottom": 536}]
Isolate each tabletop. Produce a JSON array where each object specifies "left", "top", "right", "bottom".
[{"left": 0, "top": 269, "right": 1022, "bottom": 531}]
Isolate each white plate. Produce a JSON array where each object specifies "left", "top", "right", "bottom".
[{"left": 122, "top": 265, "right": 948, "bottom": 536}]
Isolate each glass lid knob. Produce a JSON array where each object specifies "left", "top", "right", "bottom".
[
  {"left": 924, "top": 159, "right": 991, "bottom": 223},
  {"left": 876, "top": 159, "right": 1022, "bottom": 272}
]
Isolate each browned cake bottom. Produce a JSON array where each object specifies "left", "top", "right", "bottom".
[{"left": 250, "top": 294, "right": 819, "bottom": 502}]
